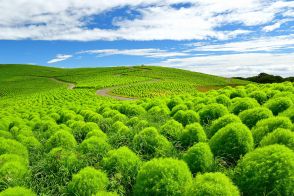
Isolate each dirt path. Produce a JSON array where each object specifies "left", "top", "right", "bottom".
[{"left": 96, "top": 78, "right": 160, "bottom": 101}]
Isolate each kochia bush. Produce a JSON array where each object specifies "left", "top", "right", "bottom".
[
  {"left": 186, "top": 172, "right": 240, "bottom": 196},
  {"left": 0, "top": 187, "right": 36, "bottom": 196},
  {"left": 160, "top": 119, "right": 184, "bottom": 142},
  {"left": 215, "top": 94, "right": 232, "bottom": 108},
  {"left": 249, "top": 91, "right": 268, "bottom": 104},
  {"left": 183, "top": 142, "right": 213, "bottom": 174},
  {"left": 264, "top": 97, "right": 293, "bottom": 115},
  {"left": 208, "top": 114, "right": 241, "bottom": 138},
  {"left": 230, "top": 97, "right": 260, "bottom": 115},
  {"left": 279, "top": 106, "right": 294, "bottom": 123},
  {"left": 180, "top": 123, "right": 207, "bottom": 149},
  {"left": 0, "top": 138, "right": 28, "bottom": 159},
  {"left": 67, "top": 167, "right": 109, "bottom": 196},
  {"left": 45, "top": 130, "right": 77, "bottom": 151},
  {"left": 134, "top": 158, "right": 192, "bottom": 196},
  {"left": 238, "top": 107, "right": 273, "bottom": 129},
  {"left": 233, "top": 145, "right": 294, "bottom": 196},
  {"left": 260, "top": 128, "right": 294, "bottom": 150},
  {"left": 209, "top": 123, "right": 254, "bottom": 164},
  {"left": 173, "top": 110, "right": 200, "bottom": 126},
  {"left": 199, "top": 104, "right": 229, "bottom": 125}
]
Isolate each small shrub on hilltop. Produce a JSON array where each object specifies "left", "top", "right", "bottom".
[
  {"left": 101, "top": 146, "right": 142, "bottom": 195},
  {"left": 183, "top": 142, "right": 213, "bottom": 174},
  {"left": 260, "top": 128, "right": 294, "bottom": 150},
  {"left": 252, "top": 116, "right": 292, "bottom": 145},
  {"left": 230, "top": 97, "right": 260, "bottom": 115},
  {"left": 160, "top": 119, "right": 184, "bottom": 142},
  {"left": 45, "top": 130, "right": 77, "bottom": 151},
  {"left": 233, "top": 145, "right": 294, "bottom": 196},
  {"left": 0, "top": 187, "right": 36, "bottom": 196},
  {"left": 264, "top": 97, "right": 293, "bottom": 115},
  {"left": 239, "top": 107, "right": 273, "bottom": 129},
  {"left": 186, "top": 172, "right": 240, "bottom": 196},
  {"left": 199, "top": 103, "right": 229, "bottom": 126},
  {"left": 209, "top": 123, "right": 254, "bottom": 165},
  {"left": 134, "top": 158, "right": 192, "bottom": 196},
  {"left": 78, "top": 136, "right": 111, "bottom": 164},
  {"left": 0, "top": 138, "right": 28, "bottom": 159},
  {"left": 249, "top": 91, "right": 268, "bottom": 104},
  {"left": 207, "top": 114, "right": 241, "bottom": 139},
  {"left": 180, "top": 123, "right": 207, "bottom": 149},
  {"left": 133, "top": 127, "right": 174, "bottom": 160},
  {"left": 67, "top": 167, "right": 109, "bottom": 196},
  {"left": 173, "top": 110, "right": 200, "bottom": 127}
]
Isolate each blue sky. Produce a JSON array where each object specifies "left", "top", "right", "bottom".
[{"left": 0, "top": 0, "right": 293, "bottom": 77}]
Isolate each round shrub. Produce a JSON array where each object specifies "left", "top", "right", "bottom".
[
  {"left": 0, "top": 186, "right": 36, "bottom": 196},
  {"left": 101, "top": 146, "right": 141, "bottom": 195},
  {"left": 134, "top": 158, "right": 192, "bottom": 196},
  {"left": 173, "top": 110, "right": 200, "bottom": 126},
  {"left": 95, "top": 191, "right": 118, "bottom": 196},
  {"left": 183, "top": 142, "right": 213, "bottom": 174},
  {"left": 264, "top": 97, "right": 293, "bottom": 115},
  {"left": 199, "top": 104, "right": 229, "bottom": 126},
  {"left": 45, "top": 130, "right": 77, "bottom": 151},
  {"left": 215, "top": 94, "right": 231, "bottom": 108},
  {"left": 230, "top": 97, "right": 260, "bottom": 115},
  {"left": 0, "top": 154, "right": 28, "bottom": 167},
  {"left": 208, "top": 114, "right": 241, "bottom": 138},
  {"left": 0, "top": 138, "right": 28, "bottom": 159},
  {"left": 78, "top": 136, "right": 111, "bottom": 164},
  {"left": 230, "top": 88, "right": 246, "bottom": 99},
  {"left": 180, "top": 123, "right": 207, "bottom": 149},
  {"left": 167, "top": 97, "right": 183, "bottom": 110},
  {"left": 186, "top": 172, "right": 239, "bottom": 196},
  {"left": 249, "top": 91, "right": 268, "bottom": 104},
  {"left": 260, "top": 128, "right": 294, "bottom": 150},
  {"left": 171, "top": 104, "right": 188, "bottom": 116},
  {"left": 160, "top": 119, "right": 184, "bottom": 142},
  {"left": 85, "top": 129, "right": 107, "bottom": 140},
  {"left": 209, "top": 123, "right": 254, "bottom": 164},
  {"left": 239, "top": 107, "right": 273, "bottom": 129},
  {"left": 252, "top": 116, "right": 292, "bottom": 145},
  {"left": 279, "top": 106, "right": 294, "bottom": 123},
  {"left": 0, "top": 131, "right": 12, "bottom": 139},
  {"left": 147, "top": 106, "right": 169, "bottom": 123},
  {"left": 233, "top": 145, "right": 294, "bottom": 196},
  {"left": 133, "top": 127, "right": 173, "bottom": 160},
  {"left": 67, "top": 167, "right": 109, "bottom": 196},
  {"left": 109, "top": 121, "right": 133, "bottom": 148}
]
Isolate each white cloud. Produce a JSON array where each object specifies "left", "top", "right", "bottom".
[
  {"left": 160, "top": 53, "right": 294, "bottom": 77},
  {"left": 0, "top": 0, "right": 293, "bottom": 41},
  {"left": 262, "top": 19, "right": 291, "bottom": 32},
  {"left": 79, "top": 48, "right": 189, "bottom": 58},
  {"left": 47, "top": 54, "right": 72, "bottom": 64}
]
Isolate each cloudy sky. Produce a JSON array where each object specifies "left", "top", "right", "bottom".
[{"left": 0, "top": 0, "right": 293, "bottom": 77}]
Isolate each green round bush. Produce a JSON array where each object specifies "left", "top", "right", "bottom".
[
  {"left": 134, "top": 158, "right": 192, "bottom": 196},
  {"left": 167, "top": 97, "right": 183, "bottom": 110},
  {"left": 67, "top": 167, "right": 109, "bottom": 196},
  {"left": 186, "top": 172, "right": 239, "bottom": 196},
  {"left": 209, "top": 123, "right": 254, "bottom": 164},
  {"left": 230, "top": 88, "right": 246, "bottom": 99},
  {"left": 249, "top": 91, "right": 268, "bottom": 104},
  {"left": 95, "top": 191, "right": 118, "bottom": 196},
  {"left": 0, "top": 131, "right": 12, "bottom": 139},
  {"left": 85, "top": 129, "right": 107, "bottom": 140},
  {"left": 0, "top": 186, "right": 36, "bottom": 196},
  {"left": 0, "top": 154, "right": 28, "bottom": 167},
  {"left": 147, "top": 106, "right": 169, "bottom": 123},
  {"left": 208, "top": 114, "right": 241, "bottom": 138},
  {"left": 173, "top": 110, "right": 200, "bottom": 126},
  {"left": 160, "top": 119, "right": 184, "bottom": 142},
  {"left": 133, "top": 127, "right": 173, "bottom": 159},
  {"left": 78, "top": 136, "right": 111, "bottom": 164},
  {"left": 171, "top": 104, "right": 188, "bottom": 116},
  {"left": 264, "top": 97, "right": 293, "bottom": 115},
  {"left": 279, "top": 106, "right": 294, "bottom": 123},
  {"left": 183, "top": 142, "right": 213, "bottom": 174},
  {"left": 0, "top": 138, "right": 28, "bottom": 159},
  {"left": 45, "top": 130, "right": 77, "bottom": 151},
  {"left": 260, "top": 128, "right": 294, "bottom": 150},
  {"left": 252, "top": 116, "right": 292, "bottom": 145},
  {"left": 233, "top": 145, "right": 294, "bottom": 196},
  {"left": 238, "top": 107, "right": 273, "bottom": 129},
  {"left": 199, "top": 104, "right": 229, "bottom": 125},
  {"left": 215, "top": 94, "right": 232, "bottom": 108},
  {"left": 101, "top": 146, "right": 141, "bottom": 195},
  {"left": 230, "top": 97, "right": 260, "bottom": 115},
  {"left": 180, "top": 123, "right": 207, "bottom": 149}
]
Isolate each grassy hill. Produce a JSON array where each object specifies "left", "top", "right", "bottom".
[{"left": 0, "top": 64, "right": 247, "bottom": 98}]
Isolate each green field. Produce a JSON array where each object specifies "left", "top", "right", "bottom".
[{"left": 0, "top": 64, "right": 293, "bottom": 196}]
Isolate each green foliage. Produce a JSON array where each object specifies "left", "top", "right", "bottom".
[
  {"left": 183, "top": 142, "right": 213, "bottom": 174},
  {"left": 199, "top": 104, "right": 229, "bottom": 125},
  {"left": 252, "top": 116, "right": 292, "bottom": 145},
  {"left": 67, "top": 167, "right": 109, "bottom": 196},
  {"left": 238, "top": 107, "right": 273, "bottom": 129},
  {"left": 101, "top": 146, "right": 142, "bottom": 195},
  {"left": 173, "top": 110, "right": 200, "bottom": 126},
  {"left": 279, "top": 106, "right": 294, "bottom": 123},
  {"left": 260, "top": 128, "right": 294, "bottom": 150},
  {"left": 186, "top": 172, "right": 239, "bottom": 196},
  {"left": 233, "top": 145, "right": 294, "bottom": 196},
  {"left": 160, "top": 119, "right": 184, "bottom": 142},
  {"left": 45, "top": 130, "right": 77, "bottom": 151},
  {"left": 208, "top": 114, "right": 241, "bottom": 138},
  {"left": 209, "top": 123, "right": 254, "bottom": 164},
  {"left": 180, "top": 123, "right": 207, "bottom": 149},
  {"left": 0, "top": 138, "right": 28, "bottom": 160},
  {"left": 134, "top": 158, "right": 192, "bottom": 196},
  {"left": 249, "top": 91, "right": 268, "bottom": 104},
  {"left": 0, "top": 187, "right": 36, "bottom": 196},
  {"left": 95, "top": 191, "right": 118, "bottom": 196},
  {"left": 215, "top": 94, "right": 232, "bottom": 107},
  {"left": 230, "top": 97, "right": 260, "bottom": 115},
  {"left": 264, "top": 97, "right": 293, "bottom": 115},
  {"left": 133, "top": 127, "right": 174, "bottom": 160}
]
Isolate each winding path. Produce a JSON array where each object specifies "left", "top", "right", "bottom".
[{"left": 50, "top": 78, "right": 76, "bottom": 89}]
